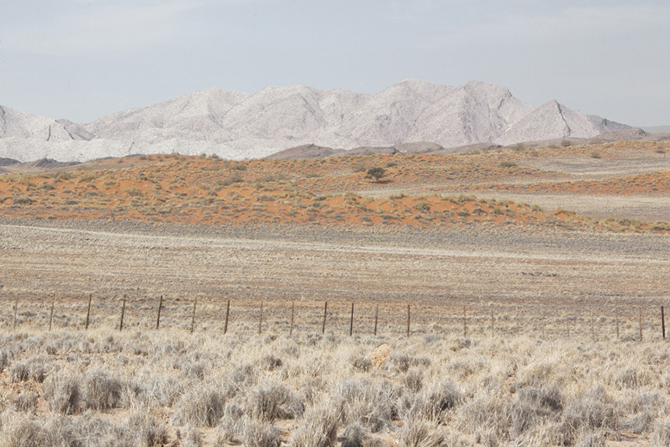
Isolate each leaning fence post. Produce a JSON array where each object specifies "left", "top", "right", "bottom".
[
  {"left": 289, "top": 301, "right": 295, "bottom": 336},
  {"left": 85, "top": 294, "right": 92, "bottom": 330},
  {"left": 406, "top": 304, "right": 411, "bottom": 337},
  {"left": 48, "top": 300, "right": 54, "bottom": 331},
  {"left": 374, "top": 303, "right": 379, "bottom": 336},
  {"left": 349, "top": 302, "right": 354, "bottom": 336},
  {"left": 322, "top": 301, "right": 328, "bottom": 335},
  {"left": 258, "top": 301, "right": 263, "bottom": 335},
  {"left": 224, "top": 299, "right": 230, "bottom": 335},
  {"left": 155, "top": 295, "right": 163, "bottom": 330},
  {"left": 662, "top": 306, "right": 666, "bottom": 340},
  {"left": 119, "top": 295, "right": 126, "bottom": 332}
]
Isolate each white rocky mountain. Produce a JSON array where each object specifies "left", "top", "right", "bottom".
[{"left": 0, "top": 80, "right": 630, "bottom": 162}]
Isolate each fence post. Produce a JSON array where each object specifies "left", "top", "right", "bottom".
[
  {"left": 190, "top": 297, "right": 198, "bottom": 334},
  {"left": 463, "top": 306, "right": 467, "bottom": 337},
  {"left": 490, "top": 310, "right": 495, "bottom": 337},
  {"left": 156, "top": 295, "right": 163, "bottom": 330},
  {"left": 48, "top": 300, "right": 54, "bottom": 331},
  {"left": 566, "top": 315, "right": 570, "bottom": 339},
  {"left": 406, "top": 304, "right": 411, "bottom": 337},
  {"left": 349, "top": 302, "right": 354, "bottom": 337},
  {"left": 590, "top": 305, "right": 595, "bottom": 341},
  {"left": 615, "top": 307, "right": 620, "bottom": 340},
  {"left": 85, "top": 294, "right": 92, "bottom": 330},
  {"left": 662, "top": 306, "right": 666, "bottom": 340},
  {"left": 289, "top": 301, "right": 295, "bottom": 336},
  {"left": 258, "top": 301, "right": 263, "bottom": 335},
  {"left": 639, "top": 307, "right": 643, "bottom": 342},
  {"left": 224, "top": 299, "right": 230, "bottom": 335},
  {"left": 13, "top": 298, "right": 18, "bottom": 329},
  {"left": 322, "top": 302, "right": 328, "bottom": 335},
  {"left": 516, "top": 306, "right": 520, "bottom": 335},
  {"left": 374, "top": 303, "right": 379, "bottom": 336},
  {"left": 119, "top": 295, "right": 126, "bottom": 332}
]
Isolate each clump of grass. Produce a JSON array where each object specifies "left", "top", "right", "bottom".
[
  {"left": 84, "top": 367, "right": 124, "bottom": 410},
  {"left": 171, "top": 386, "right": 226, "bottom": 427},
  {"left": 43, "top": 370, "right": 81, "bottom": 414},
  {"left": 248, "top": 383, "right": 304, "bottom": 422},
  {"left": 289, "top": 403, "right": 339, "bottom": 447}
]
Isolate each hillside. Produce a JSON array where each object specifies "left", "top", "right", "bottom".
[
  {"left": 0, "top": 80, "right": 629, "bottom": 162},
  {"left": 1, "top": 139, "right": 668, "bottom": 234}
]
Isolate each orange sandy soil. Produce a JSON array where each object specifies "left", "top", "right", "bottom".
[{"left": 0, "top": 140, "right": 668, "bottom": 233}]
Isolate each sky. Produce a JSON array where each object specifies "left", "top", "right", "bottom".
[{"left": 0, "top": 0, "right": 668, "bottom": 126}]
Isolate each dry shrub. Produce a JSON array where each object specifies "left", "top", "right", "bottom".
[
  {"left": 242, "top": 418, "right": 281, "bottom": 447},
  {"left": 400, "top": 419, "right": 445, "bottom": 447},
  {"left": 507, "top": 384, "right": 563, "bottom": 436},
  {"left": 335, "top": 378, "right": 399, "bottom": 432},
  {"left": 215, "top": 402, "right": 245, "bottom": 444},
  {"left": 43, "top": 370, "right": 81, "bottom": 415},
  {"left": 84, "top": 367, "right": 123, "bottom": 410},
  {"left": 9, "top": 356, "right": 49, "bottom": 383},
  {"left": 289, "top": 402, "right": 339, "bottom": 447},
  {"left": 575, "top": 431, "right": 607, "bottom": 447},
  {"left": 653, "top": 417, "right": 670, "bottom": 446},
  {"left": 12, "top": 392, "right": 38, "bottom": 414},
  {"left": 400, "top": 380, "right": 462, "bottom": 421},
  {"left": 403, "top": 368, "right": 424, "bottom": 393},
  {"left": 126, "top": 412, "right": 169, "bottom": 447},
  {"left": 249, "top": 384, "right": 304, "bottom": 422},
  {"left": 171, "top": 386, "right": 225, "bottom": 427},
  {"left": 554, "top": 386, "right": 619, "bottom": 445}
]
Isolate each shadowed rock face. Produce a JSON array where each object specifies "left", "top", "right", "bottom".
[{"left": 0, "top": 80, "right": 630, "bottom": 162}]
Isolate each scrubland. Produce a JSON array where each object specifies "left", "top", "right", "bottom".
[
  {"left": 2, "top": 325, "right": 670, "bottom": 446},
  {"left": 1, "top": 140, "right": 670, "bottom": 445}
]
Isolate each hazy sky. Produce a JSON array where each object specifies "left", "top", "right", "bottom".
[{"left": 1, "top": 0, "right": 668, "bottom": 125}]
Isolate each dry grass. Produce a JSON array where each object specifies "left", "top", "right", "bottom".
[{"left": 0, "top": 326, "right": 668, "bottom": 446}]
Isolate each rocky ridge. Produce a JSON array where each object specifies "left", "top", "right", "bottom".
[{"left": 0, "top": 80, "right": 630, "bottom": 162}]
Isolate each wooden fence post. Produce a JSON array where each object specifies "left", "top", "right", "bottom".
[
  {"left": 639, "top": 307, "right": 643, "bottom": 342},
  {"left": 224, "top": 299, "right": 230, "bottom": 335},
  {"left": 119, "top": 295, "right": 126, "bottom": 332},
  {"left": 374, "top": 303, "right": 379, "bottom": 336},
  {"left": 615, "top": 307, "right": 620, "bottom": 340},
  {"left": 322, "top": 301, "right": 328, "bottom": 335},
  {"left": 85, "top": 294, "right": 92, "bottom": 330},
  {"left": 13, "top": 298, "right": 18, "bottom": 329},
  {"left": 48, "top": 300, "right": 54, "bottom": 331},
  {"left": 190, "top": 297, "right": 198, "bottom": 334},
  {"left": 662, "top": 306, "right": 666, "bottom": 340},
  {"left": 258, "top": 301, "right": 263, "bottom": 335},
  {"left": 566, "top": 315, "right": 570, "bottom": 339},
  {"left": 516, "top": 306, "right": 520, "bottom": 335},
  {"left": 289, "top": 301, "right": 295, "bottom": 336},
  {"left": 406, "top": 304, "right": 411, "bottom": 337},
  {"left": 490, "top": 310, "right": 495, "bottom": 337},
  {"left": 156, "top": 295, "right": 163, "bottom": 330},
  {"left": 590, "top": 306, "right": 595, "bottom": 341},
  {"left": 349, "top": 302, "right": 354, "bottom": 337},
  {"left": 463, "top": 306, "right": 467, "bottom": 337}
]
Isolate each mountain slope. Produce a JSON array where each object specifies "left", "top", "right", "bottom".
[{"left": 0, "top": 81, "right": 630, "bottom": 162}]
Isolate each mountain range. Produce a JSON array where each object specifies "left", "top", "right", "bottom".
[{"left": 0, "top": 80, "right": 631, "bottom": 162}]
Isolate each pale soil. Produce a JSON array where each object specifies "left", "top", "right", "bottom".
[{"left": 1, "top": 220, "right": 668, "bottom": 340}]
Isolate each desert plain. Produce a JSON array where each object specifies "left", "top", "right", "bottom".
[{"left": 1, "top": 140, "right": 670, "bottom": 446}]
